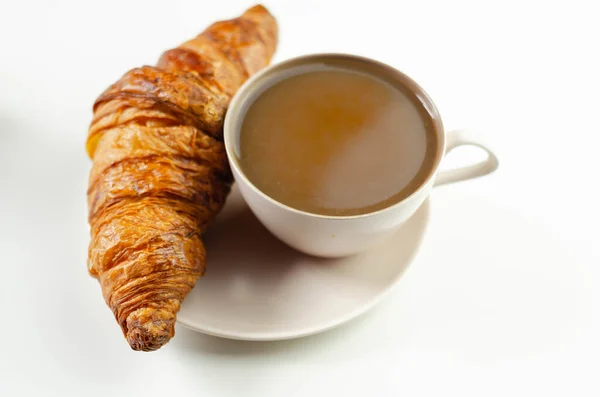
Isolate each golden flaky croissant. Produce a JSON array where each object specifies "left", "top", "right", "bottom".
[{"left": 86, "top": 5, "right": 278, "bottom": 351}]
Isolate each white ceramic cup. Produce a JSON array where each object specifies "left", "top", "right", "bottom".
[{"left": 224, "top": 54, "right": 498, "bottom": 257}]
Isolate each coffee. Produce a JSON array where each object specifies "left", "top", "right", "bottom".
[{"left": 238, "top": 68, "right": 437, "bottom": 216}]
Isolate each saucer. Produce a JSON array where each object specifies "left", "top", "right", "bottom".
[{"left": 178, "top": 185, "right": 430, "bottom": 340}]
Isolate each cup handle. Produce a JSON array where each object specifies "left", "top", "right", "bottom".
[{"left": 434, "top": 130, "right": 499, "bottom": 187}]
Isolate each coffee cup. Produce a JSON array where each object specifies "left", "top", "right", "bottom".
[{"left": 224, "top": 53, "right": 498, "bottom": 257}]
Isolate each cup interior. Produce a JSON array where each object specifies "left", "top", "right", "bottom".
[{"left": 224, "top": 53, "right": 446, "bottom": 218}]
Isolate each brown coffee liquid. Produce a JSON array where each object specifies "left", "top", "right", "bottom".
[{"left": 239, "top": 68, "right": 437, "bottom": 216}]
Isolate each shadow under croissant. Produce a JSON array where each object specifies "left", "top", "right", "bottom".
[{"left": 203, "top": 198, "right": 303, "bottom": 281}]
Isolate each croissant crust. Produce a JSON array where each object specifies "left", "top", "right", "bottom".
[{"left": 86, "top": 5, "right": 277, "bottom": 351}]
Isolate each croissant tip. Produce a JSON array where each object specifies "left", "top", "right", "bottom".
[
  {"left": 125, "top": 308, "right": 176, "bottom": 352},
  {"left": 245, "top": 4, "right": 270, "bottom": 14},
  {"left": 127, "top": 327, "right": 171, "bottom": 352}
]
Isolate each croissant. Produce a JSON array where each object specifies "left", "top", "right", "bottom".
[{"left": 86, "top": 5, "right": 278, "bottom": 351}]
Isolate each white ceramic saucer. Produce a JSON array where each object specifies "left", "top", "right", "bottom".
[{"left": 178, "top": 185, "right": 430, "bottom": 341}]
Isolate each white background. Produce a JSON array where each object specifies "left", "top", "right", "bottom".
[{"left": 1, "top": 0, "right": 599, "bottom": 396}]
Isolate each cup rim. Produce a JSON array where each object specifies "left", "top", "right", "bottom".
[{"left": 223, "top": 53, "right": 445, "bottom": 220}]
